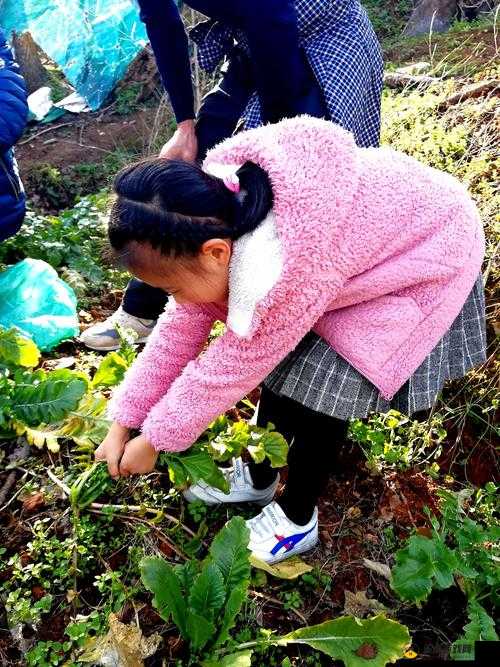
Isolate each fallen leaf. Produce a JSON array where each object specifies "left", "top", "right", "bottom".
[
  {"left": 20, "top": 552, "right": 31, "bottom": 567},
  {"left": 66, "top": 589, "right": 78, "bottom": 603},
  {"left": 346, "top": 506, "right": 362, "bottom": 519},
  {"left": 321, "top": 529, "right": 333, "bottom": 546},
  {"left": 404, "top": 649, "right": 418, "bottom": 659},
  {"left": 31, "top": 585, "right": 46, "bottom": 601},
  {"left": 343, "top": 590, "right": 388, "bottom": 618},
  {"left": 22, "top": 492, "right": 45, "bottom": 512},
  {"left": 79, "top": 613, "right": 161, "bottom": 666},
  {"left": 362, "top": 558, "right": 391, "bottom": 580},
  {"left": 158, "top": 541, "right": 174, "bottom": 558},
  {"left": 379, "top": 505, "right": 394, "bottom": 522},
  {"left": 44, "top": 356, "right": 76, "bottom": 370},
  {"left": 416, "top": 526, "right": 432, "bottom": 538},
  {"left": 250, "top": 554, "right": 313, "bottom": 579}
]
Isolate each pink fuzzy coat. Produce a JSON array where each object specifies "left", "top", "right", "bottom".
[{"left": 109, "top": 117, "right": 484, "bottom": 451}]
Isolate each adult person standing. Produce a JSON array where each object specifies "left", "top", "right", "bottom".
[
  {"left": 0, "top": 28, "right": 28, "bottom": 243},
  {"left": 81, "top": 0, "right": 383, "bottom": 350}
]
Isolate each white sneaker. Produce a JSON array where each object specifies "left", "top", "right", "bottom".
[
  {"left": 80, "top": 306, "right": 156, "bottom": 351},
  {"left": 246, "top": 501, "right": 318, "bottom": 564},
  {"left": 183, "top": 457, "right": 279, "bottom": 506}
]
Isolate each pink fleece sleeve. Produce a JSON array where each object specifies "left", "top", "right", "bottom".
[
  {"left": 107, "top": 302, "right": 215, "bottom": 429},
  {"left": 141, "top": 274, "right": 343, "bottom": 451}
]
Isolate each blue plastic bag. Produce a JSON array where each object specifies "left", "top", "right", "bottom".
[
  {"left": 1, "top": 0, "right": 148, "bottom": 110},
  {"left": 0, "top": 259, "right": 79, "bottom": 351}
]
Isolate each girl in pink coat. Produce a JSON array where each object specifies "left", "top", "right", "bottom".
[{"left": 96, "top": 116, "right": 486, "bottom": 563}]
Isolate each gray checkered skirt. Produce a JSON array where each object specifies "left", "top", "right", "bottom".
[{"left": 264, "top": 275, "right": 487, "bottom": 419}]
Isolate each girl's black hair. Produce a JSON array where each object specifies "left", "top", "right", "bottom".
[{"left": 108, "top": 158, "right": 273, "bottom": 263}]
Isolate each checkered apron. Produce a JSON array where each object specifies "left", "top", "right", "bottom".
[
  {"left": 190, "top": 0, "right": 383, "bottom": 147},
  {"left": 191, "top": 1, "right": 486, "bottom": 418}
]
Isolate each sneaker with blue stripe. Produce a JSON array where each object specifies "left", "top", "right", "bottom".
[{"left": 246, "top": 501, "right": 318, "bottom": 564}]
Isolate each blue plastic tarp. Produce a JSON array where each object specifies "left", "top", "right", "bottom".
[{"left": 0, "top": 0, "right": 148, "bottom": 110}]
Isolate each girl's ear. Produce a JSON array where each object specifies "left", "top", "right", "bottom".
[{"left": 200, "top": 238, "right": 233, "bottom": 267}]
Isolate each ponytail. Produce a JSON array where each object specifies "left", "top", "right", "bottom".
[
  {"left": 234, "top": 162, "right": 274, "bottom": 236},
  {"left": 108, "top": 158, "right": 273, "bottom": 261}
]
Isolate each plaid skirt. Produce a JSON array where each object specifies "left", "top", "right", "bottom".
[{"left": 264, "top": 275, "right": 487, "bottom": 419}]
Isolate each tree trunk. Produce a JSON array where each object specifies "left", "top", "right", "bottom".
[
  {"left": 11, "top": 31, "right": 47, "bottom": 95},
  {"left": 403, "top": 0, "right": 458, "bottom": 37}
]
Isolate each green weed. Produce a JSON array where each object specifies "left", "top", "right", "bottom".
[
  {"left": 348, "top": 410, "right": 447, "bottom": 474},
  {"left": 391, "top": 487, "right": 499, "bottom": 658}
]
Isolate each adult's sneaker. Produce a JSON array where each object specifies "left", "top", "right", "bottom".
[
  {"left": 80, "top": 306, "right": 156, "bottom": 351},
  {"left": 183, "top": 457, "right": 279, "bottom": 506},
  {"left": 246, "top": 501, "right": 318, "bottom": 564}
]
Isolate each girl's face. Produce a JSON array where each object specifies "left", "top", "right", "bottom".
[{"left": 127, "top": 239, "right": 232, "bottom": 305}]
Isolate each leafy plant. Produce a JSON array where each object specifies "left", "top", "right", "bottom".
[
  {"left": 362, "top": 0, "right": 413, "bottom": 41},
  {"left": 141, "top": 517, "right": 411, "bottom": 665},
  {"left": 301, "top": 567, "right": 333, "bottom": 594},
  {"left": 92, "top": 352, "right": 129, "bottom": 388},
  {"left": 203, "top": 415, "right": 289, "bottom": 468},
  {"left": 348, "top": 410, "right": 446, "bottom": 473},
  {"left": 391, "top": 488, "right": 499, "bottom": 658},
  {"left": 0, "top": 326, "right": 40, "bottom": 367},
  {"left": 0, "top": 325, "right": 135, "bottom": 456},
  {"left": 92, "top": 325, "right": 137, "bottom": 388},
  {"left": 141, "top": 517, "right": 251, "bottom": 659},
  {"left": 274, "top": 616, "right": 411, "bottom": 667},
  {"left": 279, "top": 589, "right": 304, "bottom": 611},
  {"left": 11, "top": 369, "right": 88, "bottom": 426},
  {"left": 450, "top": 599, "right": 498, "bottom": 661},
  {"left": 4, "top": 516, "right": 83, "bottom": 627},
  {"left": 113, "top": 83, "right": 142, "bottom": 115},
  {"left": 0, "top": 327, "right": 88, "bottom": 441},
  {"left": 93, "top": 569, "right": 136, "bottom": 614},
  {"left": 160, "top": 415, "right": 289, "bottom": 496},
  {"left": 62, "top": 329, "right": 137, "bottom": 465},
  {"left": 26, "top": 639, "right": 71, "bottom": 667},
  {"left": 58, "top": 393, "right": 110, "bottom": 464},
  {"left": 25, "top": 611, "right": 107, "bottom": 667},
  {"left": 187, "top": 499, "right": 208, "bottom": 523},
  {"left": 0, "top": 327, "right": 282, "bottom": 502},
  {"left": 163, "top": 444, "right": 231, "bottom": 493},
  {"left": 70, "top": 462, "right": 113, "bottom": 509}
]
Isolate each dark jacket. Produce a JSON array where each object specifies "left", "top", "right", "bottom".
[
  {"left": 137, "top": 0, "right": 314, "bottom": 125},
  {"left": 0, "top": 28, "right": 28, "bottom": 242}
]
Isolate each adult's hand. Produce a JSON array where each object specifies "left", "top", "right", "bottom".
[{"left": 159, "top": 119, "right": 198, "bottom": 161}]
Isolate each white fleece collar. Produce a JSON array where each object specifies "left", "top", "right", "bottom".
[
  {"left": 227, "top": 210, "right": 283, "bottom": 338},
  {"left": 204, "top": 162, "right": 283, "bottom": 338}
]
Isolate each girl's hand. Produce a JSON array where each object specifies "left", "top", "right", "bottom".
[
  {"left": 119, "top": 434, "right": 159, "bottom": 477},
  {"left": 95, "top": 422, "right": 130, "bottom": 479},
  {"left": 159, "top": 119, "right": 198, "bottom": 162}
]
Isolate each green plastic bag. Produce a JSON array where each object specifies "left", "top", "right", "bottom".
[{"left": 0, "top": 259, "right": 79, "bottom": 351}]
